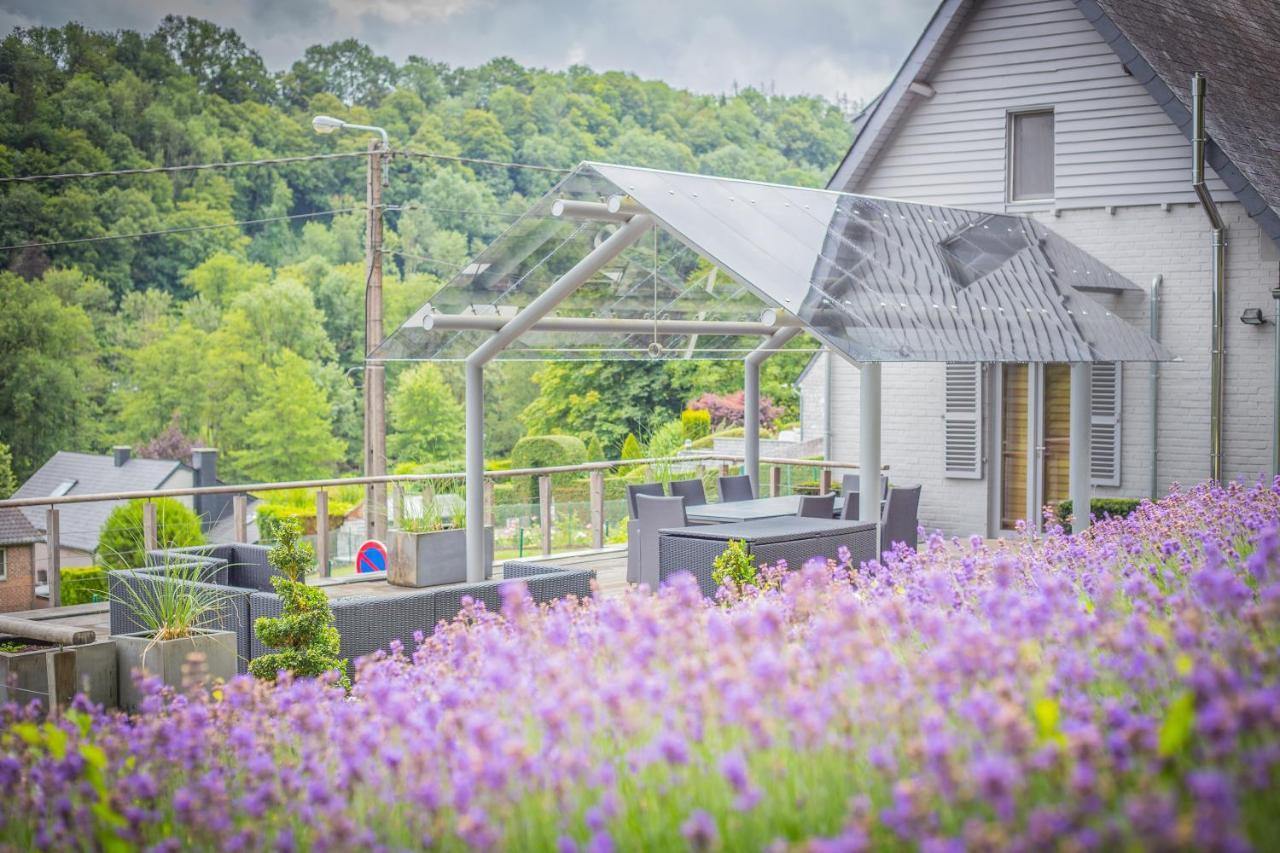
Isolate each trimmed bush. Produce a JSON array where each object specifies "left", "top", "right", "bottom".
[
  {"left": 97, "top": 498, "right": 204, "bottom": 572},
  {"left": 60, "top": 566, "right": 107, "bottom": 605},
  {"left": 1055, "top": 497, "right": 1145, "bottom": 525},
  {"left": 681, "top": 409, "right": 711, "bottom": 441},
  {"left": 511, "top": 435, "right": 588, "bottom": 501}
]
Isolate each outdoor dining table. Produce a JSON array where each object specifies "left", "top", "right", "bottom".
[
  {"left": 685, "top": 494, "right": 885, "bottom": 524},
  {"left": 657, "top": 517, "right": 878, "bottom": 597}
]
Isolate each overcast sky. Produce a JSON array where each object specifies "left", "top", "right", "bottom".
[{"left": 0, "top": 0, "right": 937, "bottom": 103}]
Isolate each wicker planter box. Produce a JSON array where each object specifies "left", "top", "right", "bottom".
[
  {"left": 390, "top": 526, "right": 494, "bottom": 587},
  {"left": 115, "top": 629, "right": 237, "bottom": 711},
  {"left": 0, "top": 640, "right": 118, "bottom": 709}
]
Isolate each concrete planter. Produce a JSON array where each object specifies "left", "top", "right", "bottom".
[
  {"left": 390, "top": 526, "right": 494, "bottom": 587},
  {"left": 0, "top": 640, "right": 118, "bottom": 710},
  {"left": 115, "top": 629, "right": 237, "bottom": 711}
]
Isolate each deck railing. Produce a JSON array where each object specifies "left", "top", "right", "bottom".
[{"left": 0, "top": 452, "right": 875, "bottom": 606}]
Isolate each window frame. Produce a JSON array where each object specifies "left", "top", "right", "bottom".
[
  {"left": 0, "top": 548, "right": 7, "bottom": 582},
  {"left": 1006, "top": 108, "right": 1056, "bottom": 204}
]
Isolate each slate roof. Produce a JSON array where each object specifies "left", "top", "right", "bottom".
[
  {"left": 11, "top": 452, "right": 187, "bottom": 554},
  {"left": 0, "top": 507, "right": 41, "bottom": 546},
  {"left": 830, "top": 0, "right": 1280, "bottom": 248},
  {"left": 1079, "top": 0, "right": 1280, "bottom": 245}
]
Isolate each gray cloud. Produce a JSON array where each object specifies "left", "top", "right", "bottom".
[{"left": 0, "top": 0, "right": 936, "bottom": 101}]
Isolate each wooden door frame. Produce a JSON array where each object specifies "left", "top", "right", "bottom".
[{"left": 988, "top": 363, "right": 1048, "bottom": 536}]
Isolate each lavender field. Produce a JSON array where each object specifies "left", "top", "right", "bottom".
[{"left": 4, "top": 480, "right": 1279, "bottom": 850}]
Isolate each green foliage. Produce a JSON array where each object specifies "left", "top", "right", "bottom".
[
  {"left": 711, "top": 539, "right": 761, "bottom": 593},
  {"left": 388, "top": 363, "right": 465, "bottom": 465},
  {"left": 1055, "top": 498, "right": 1144, "bottom": 526},
  {"left": 0, "top": 442, "right": 15, "bottom": 498},
  {"left": 681, "top": 409, "right": 711, "bottom": 441},
  {"left": 229, "top": 351, "right": 343, "bottom": 481},
  {"left": 0, "top": 272, "right": 103, "bottom": 480},
  {"left": 97, "top": 498, "right": 204, "bottom": 572},
  {"left": 583, "top": 434, "right": 605, "bottom": 462},
  {"left": 619, "top": 433, "right": 643, "bottom": 463},
  {"left": 511, "top": 435, "right": 587, "bottom": 500},
  {"left": 108, "top": 560, "right": 235, "bottom": 641},
  {"left": 60, "top": 566, "right": 107, "bottom": 605},
  {"left": 250, "top": 518, "right": 347, "bottom": 688},
  {"left": 646, "top": 420, "right": 687, "bottom": 459}
]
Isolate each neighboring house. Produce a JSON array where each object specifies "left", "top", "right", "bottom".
[
  {"left": 10, "top": 447, "right": 246, "bottom": 587},
  {"left": 799, "top": 0, "right": 1280, "bottom": 537},
  {"left": 0, "top": 508, "right": 43, "bottom": 612}
]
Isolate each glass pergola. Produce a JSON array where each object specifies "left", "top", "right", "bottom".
[{"left": 375, "top": 162, "right": 1173, "bottom": 579}]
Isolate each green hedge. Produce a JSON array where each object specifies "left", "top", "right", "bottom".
[
  {"left": 1055, "top": 497, "right": 1144, "bottom": 525},
  {"left": 60, "top": 566, "right": 107, "bottom": 605},
  {"left": 511, "top": 435, "right": 588, "bottom": 501}
]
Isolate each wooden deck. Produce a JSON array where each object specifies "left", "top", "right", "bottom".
[{"left": 6, "top": 547, "right": 633, "bottom": 640}]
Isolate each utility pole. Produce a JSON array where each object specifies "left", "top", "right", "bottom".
[{"left": 365, "top": 138, "right": 387, "bottom": 543}]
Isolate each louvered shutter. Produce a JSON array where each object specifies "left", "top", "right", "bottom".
[
  {"left": 1090, "top": 362, "right": 1121, "bottom": 486},
  {"left": 944, "top": 363, "right": 983, "bottom": 478}
]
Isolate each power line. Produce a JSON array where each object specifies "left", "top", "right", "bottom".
[
  {"left": 393, "top": 149, "right": 571, "bottom": 174},
  {"left": 0, "top": 207, "right": 364, "bottom": 252},
  {"left": 0, "top": 151, "right": 371, "bottom": 184}
]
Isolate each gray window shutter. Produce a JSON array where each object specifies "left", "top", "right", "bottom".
[
  {"left": 1090, "top": 362, "right": 1121, "bottom": 486},
  {"left": 944, "top": 363, "right": 983, "bottom": 479}
]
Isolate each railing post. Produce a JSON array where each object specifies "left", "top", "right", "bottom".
[
  {"left": 232, "top": 495, "right": 248, "bottom": 543},
  {"left": 142, "top": 500, "right": 158, "bottom": 552},
  {"left": 483, "top": 480, "right": 495, "bottom": 527},
  {"left": 539, "top": 475, "right": 552, "bottom": 556},
  {"left": 589, "top": 469, "right": 604, "bottom": 550},
  {"left": 770, "top": 465, "right": 782, "bottom": 497},
  {"left": 315, "top": 490, "right": 330, "bottom": 578},
  {"left": 46, "top": 508, "right": 60, "bottom": 608},
  {"left": 820, "top": 468, "right": 832, "bottom": 495},
  {"left": 720, "top": 462, "right": 730, "bottom": 478},
  {"left": 393, "top": 483, "right": 405, "bottom": 527}
]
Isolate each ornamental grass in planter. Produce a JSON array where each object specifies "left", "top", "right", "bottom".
[
  {"left": 110, "top": 561, "right": 238, "bottom": 711},
  {"left": 390, "top": 488, "right": 493, "bottom": 587}
]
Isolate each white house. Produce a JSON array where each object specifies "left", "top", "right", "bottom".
[{"left": 798, "top": 0, "right": 1280, "bottom": 536}]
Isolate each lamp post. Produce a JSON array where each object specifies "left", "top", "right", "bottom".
[{"left": 313, "top": 115, "right": 389, "bottom": 543}]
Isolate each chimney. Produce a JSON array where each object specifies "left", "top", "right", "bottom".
[
  {"left": 190, "top": 448, "right": 230, "bottom": 534},
  {"left": 112, "top": 446, "right": 131, "bottom": 467}
]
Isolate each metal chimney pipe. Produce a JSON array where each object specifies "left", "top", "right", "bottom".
[
  {"left": 1191, "top": 72, "right": 1227, "bottom": 483},
  {"left": 1149, "top": 274, "right": 1162, "bottom": 499}
]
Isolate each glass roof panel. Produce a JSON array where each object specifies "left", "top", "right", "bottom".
[{"left": 375, "top": 162, "right": 1172, "bottom": 363}]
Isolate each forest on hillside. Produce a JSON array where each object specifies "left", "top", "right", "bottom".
[{"left": 0, "top": 18, "right": 851, "bottom": 486}]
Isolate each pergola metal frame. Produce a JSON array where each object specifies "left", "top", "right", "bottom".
[{"left": 377, "top": 164, "right": 1169, "bottom": 582}]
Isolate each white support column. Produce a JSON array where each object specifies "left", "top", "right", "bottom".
[
  {"left": 463, "top": 213, "right": 655, "bottom": 581},
  {"left": 859, "top": 362, "right": 882, "bottom": 526},
  {"left": 464, "top": 361, "right": 486, "bottom": 582},
  {"left": 744, "top": 327, "right": 802, "bottom": 497},
  {"left": 1069, "top": 363, "right": 1093, "bottom": 534}
]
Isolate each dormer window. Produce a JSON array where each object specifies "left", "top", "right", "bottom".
[{"left": 1007, "top": 109, "right": 1055, "bottom": 202}]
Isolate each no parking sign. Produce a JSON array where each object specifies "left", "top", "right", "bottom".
[{"left": 355, "top": 540, "right": 388, "bottom": 574}]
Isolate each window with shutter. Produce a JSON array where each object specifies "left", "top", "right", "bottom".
[
  {"left": 1090, "top": 362, "right": 1121, "bottom": 486},
  {"left": 944, "top": 363, "right": 983, "bottom": 478}
]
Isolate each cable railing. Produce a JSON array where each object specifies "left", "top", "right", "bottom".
[{"left": 0, "top": 452, "right": 877, "bottom": 607}]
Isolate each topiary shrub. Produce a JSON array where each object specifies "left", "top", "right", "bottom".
[
  {"left": 618, "top": 433, "right": 644, "bottom": 473},
  {"left": 60, "top": 566, "right": 107, "bottom": 605},
  {"left": 1055, "top": 497, "right": 1145, "bottom": 526},
  {"left": 249, "top": 518, "right": 348, "bottom": 690},
  {"left": 97, "top": 498, "right": 204, "bottom": 572},
  {"left": 511, "top": 435, "right": 588, "bottom": 501},
  {"left": 681, "top": 409, "right": 711, "bottom": 441}
]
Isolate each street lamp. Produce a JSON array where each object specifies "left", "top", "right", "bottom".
[{"left": 313, "top": 115, "right": 390, "bottom": 548}]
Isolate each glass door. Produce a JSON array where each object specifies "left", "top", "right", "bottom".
[{"left": 1000, "top": 364, "right": 1071, "bottom": 532}]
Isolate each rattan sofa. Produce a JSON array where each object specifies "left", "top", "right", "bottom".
[{"left": 110, "top": 547, "right": 594, "bottom": 675}]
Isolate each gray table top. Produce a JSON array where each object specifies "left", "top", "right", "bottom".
[
  {"left": 685, "top": 495, "right": 847, "bottom": 523},
  {"left": 660, "top": 516, "right": 872, "bottom": 543}
]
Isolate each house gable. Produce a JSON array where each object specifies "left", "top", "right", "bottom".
[{"left": 845, "top": 0, "right": 1232, "bottom": 211}]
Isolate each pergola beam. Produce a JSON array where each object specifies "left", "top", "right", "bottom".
[
  {"left": 422, "top": 313, "right": 800, "bottom": 337},
  {"left": 463, "top": 213, "right": 655, "bottom": 581},
  {"left": 744, "top": 326, "right": 803, "bottom": 495}
]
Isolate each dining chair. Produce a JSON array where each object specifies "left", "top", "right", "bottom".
[
  {"left": 629, "top": 494, "right": 688, "bottom": 588},
  {"left": 626, "top": 482, "right": 666, "bottom": 519},
  {"left": 839, "top": 493, "right": 860, "bottom": 521},
  {"left": 796, "top": 493, "right": 837, "bottom": 519},
  {"left": 668, "top": 478, "right": 707, "bottom": 507},
  {"left": 841, "top": 473, "right": 889, "bottom": 501},
  {"left": 880, "top": 485, "right": 922, "bottom": 553},
  {"left": 718, "top": 474, "right": 755, "bottom": 503}
]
